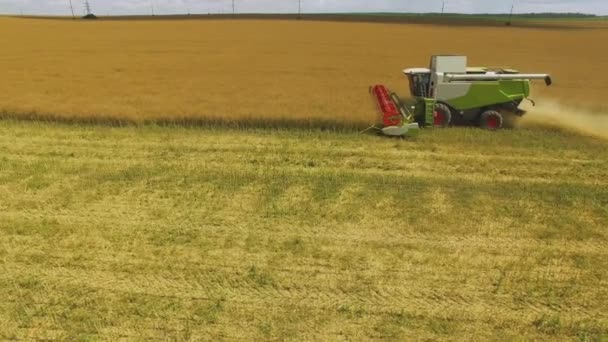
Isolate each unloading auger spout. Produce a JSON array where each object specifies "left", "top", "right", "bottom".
[{"left": 444, "top": 73, "right": 552, "bottom": 86}]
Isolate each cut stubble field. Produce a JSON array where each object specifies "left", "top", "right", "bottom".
[
  {"left": 0, "top": 121, "right": 607, "bottom": 340},
  {"left": 0, "top": 16, "right": 607, "bottom": 340}
]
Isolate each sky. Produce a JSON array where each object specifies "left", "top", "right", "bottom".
[{"left": 1, "top": 0, "right": 607, "bottom": 16}]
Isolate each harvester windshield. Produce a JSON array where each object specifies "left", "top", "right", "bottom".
[{"left": 404, "top": 68, "right": 431, "bottom": 98}]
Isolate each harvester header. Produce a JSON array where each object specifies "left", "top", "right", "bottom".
[{"left": 371, "top": 55, "right": 553, "bottom": 136}]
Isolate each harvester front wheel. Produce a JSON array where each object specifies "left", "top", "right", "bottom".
[
  {"left": 479, "top": 110, "right": 504, "bottom": 130},
  {"left": 434, "top": 103, "right": 452, "bottom": 128}
]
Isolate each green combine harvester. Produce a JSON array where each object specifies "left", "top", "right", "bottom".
[{"left": 371, "top": 55, "right": 553, "bottom": 137}]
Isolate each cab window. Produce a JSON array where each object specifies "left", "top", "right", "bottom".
[{"left": 409, "top": 73, "right": 430, "bottom": 97}]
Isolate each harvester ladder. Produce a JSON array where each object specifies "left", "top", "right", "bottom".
[{"left": 424, "top": 98, "right": 436, "bottom": 127}]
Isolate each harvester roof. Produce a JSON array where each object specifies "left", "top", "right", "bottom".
[
  {"left": 403, "top": 68, "right": 430, "bottom": 74},
  {"left": 465, "top": 67, "right": 488, "bottom": 74}
]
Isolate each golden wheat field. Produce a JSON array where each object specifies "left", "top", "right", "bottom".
[
  {"left": 1, "top": 16, "right": 608, "bottom": 340},
  {"left": 1, "top": 17, "right": 608, "bottom": 126}
]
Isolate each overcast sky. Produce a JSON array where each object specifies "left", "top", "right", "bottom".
[{"left": 2, "top": 0, "right": 607, "bottom": 16}]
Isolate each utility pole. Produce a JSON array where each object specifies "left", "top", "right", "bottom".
[
  {"left": 68, "top": 0, "right": 75, "bottom": 18},
  {"left": 441, "top": 1, "right": 445, "bottom": 15},
  {"left": 232, "top": 0, "right": 235, "bottom": 15},
  {"left": 298, "top": 0, "right": 302, "bottom": 19},
  {"left": 507, "top": 1, "right": 514, "bottom": 26},
  {"left": 150, "top": 0, "right": 155, "bottom": 16},
  {"left": 84, "top": 0, "right": 92, "bottom": 15}
]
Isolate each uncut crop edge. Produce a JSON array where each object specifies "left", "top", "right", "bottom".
[{"left": 0, "top": 110, "right": 373, "bottom": 132}]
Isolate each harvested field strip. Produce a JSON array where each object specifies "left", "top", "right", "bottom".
[{"left": 0, "top": 121, "right": 606, "bottom": 340}]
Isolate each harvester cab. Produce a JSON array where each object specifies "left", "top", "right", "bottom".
[{"left": 371, "top": 55, "right": 552, "bottom": 136}]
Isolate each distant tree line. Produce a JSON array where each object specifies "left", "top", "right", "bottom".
[
  {"left": 506, "top": 13, "right": 597, "bottom": 18},
  {"left": 375, "top": 12, "right": 600, "bottom": 18},
  {"left": 408, "top": 12, "right": 598, "bottom": 18}
]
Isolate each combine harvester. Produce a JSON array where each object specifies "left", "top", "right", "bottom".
[{"left": 371, "top": 55, "right": 553, "bottom": 137}]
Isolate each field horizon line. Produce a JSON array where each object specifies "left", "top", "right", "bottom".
[{"left": 5, "top": 13, "right": 602, "bottom": 30}]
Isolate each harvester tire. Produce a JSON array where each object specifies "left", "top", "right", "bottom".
[
  {"left": 434, "top": 103, "right": 452, "bottom": 128},
  {"left": 479, "top": 110, "right": 504, "bottom": 130}
]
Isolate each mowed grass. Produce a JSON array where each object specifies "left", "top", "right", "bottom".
[
  {"left": 1, "top": 17, "right": 608, "bottom": 126},
  {"left": 0, "top": 120, "right": 607, "bottom": 340}
]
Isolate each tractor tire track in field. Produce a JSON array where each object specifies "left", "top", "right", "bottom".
[
  {"left": 2, "top": 259, "right": 606, "bottom": 321},
  {"left": 3, "top": 209, "right": 605, "bottom": 256}
]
